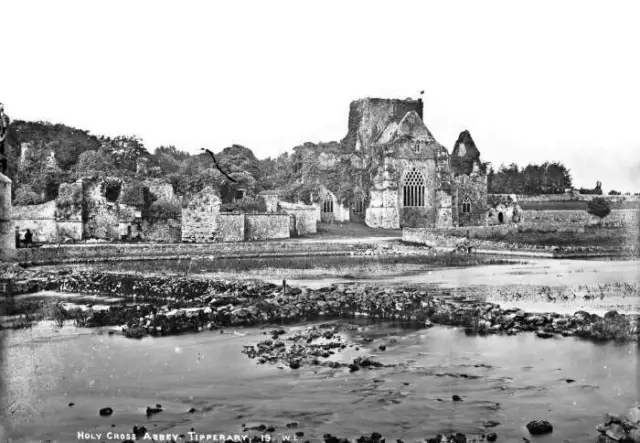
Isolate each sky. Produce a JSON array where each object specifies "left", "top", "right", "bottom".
[{"left": 2, "top": 0, "right": 640, "bottom": 193}]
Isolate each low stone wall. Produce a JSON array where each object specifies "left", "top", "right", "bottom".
[
  {"left": 279, "top": 203, "right": 317, "bottom": 236},
  {"left": 15, "top": 240, "right": 367, "bottom": 265},
  {"left": 55, "top": 221, "right": 84, "bottom": 242},
  {"left": 12, "top": 201, "right": 57, "bottom": 243},
  {"left": 244, "top": 213, "right": 290, "bottom": 240},
  {"left": 521, "top": 209, "right": 639, "bottom": 230},
  {"left": 215, "top": 213, "right": 244, "bottom": 242},
  {"left": 365, "top": 207, "right": 399, "bottom": 229},
  {"left": 514, "top": 193, "right": 640, "bottom": 202},
  {"left": 141, "top": 219, "right": 181, "bottom": 243}
]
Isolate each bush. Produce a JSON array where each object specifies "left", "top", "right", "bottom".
[
  {"left": 13, "top": 185, "right": 43, "bottom": 205},
  {"left": 120, "top": 183, "right": 155, "bottom": 209},
  {"left": 149, "top": 198, "right": 181, "bottom": 221},
  {"left": 56, "top": 183, "right": 83, "bottom": 209},
  {"left": 587, "top": 197, "right": 611, "bottom": 218}
]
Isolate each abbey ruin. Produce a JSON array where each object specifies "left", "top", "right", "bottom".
[
  {"left": 4, "top": 96, "right": 638, "bottom": 252},
  {"left": 296, "top": 98, "right": 497, "bottom": 229}
]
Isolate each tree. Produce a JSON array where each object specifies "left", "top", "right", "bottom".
[
  {"left": 579, "top": 181, "right": 604, "bottom": 195},
  {"left": 609, "top": 190, "right": 621, "bottom": 195},
  {"left": 13, "top": 185, "right": 42, "bottom": 205},
  {"left": 587, "top": 197, "right": 611, "bottom": 218},
  {"left": 99, "top": 135, "right": 148, "bottom": 172},
  {"left": 74, "top": 148, "right": 117, "bottom": 179}
]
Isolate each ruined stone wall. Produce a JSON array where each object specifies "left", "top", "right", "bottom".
[
  {"left": 181, "top": 187, "right": 221, "bottom": 242},
  {"left": 435, "top": 191, "right": 453, "bottom": 228},
  {"left": 12, "top": 200, "right": 58, "bottom": 243},
  {"left": 244, "top": 214, "right": 290, "bottom": 240},
  {"left": 257, "top": 193, "right": 279, "bottom": 213},
  {"left": 521, "top": 209, "right": 639, "bottom": 230},
  {"left": 396, "top": 158, "right": 438, "bottom": 228},
  {"left": 278, "top": 202, "right": 317, "bottom": 235},
  {"left": 515, "top": 194, "right": 640, "bottom": 203},
  {"left": 148, "top": 182, "right": 176, "bottom": 201},
  {"left": 140, "top": 219, "right": 181, "bottom": 243},
  {"left": 365, "top": 154, "right": 439, "bottom": 229},
  {"left": 216, "top": 214, "right": 244, "bottom": 241},
  {"left": 314, "top": 195, "right": 350, "bottom": 223},
  {"left": 0, "top": 174, "right": 14, "bottom": 260},
  {"left": 181, "top": 206, "right": 219, "bottom": 242},
  {"left": 345, "top": 98, "right": 423, "bottom": 151},
  {"left": 453, "top": 174, "right": 488, "bottom": 226}
]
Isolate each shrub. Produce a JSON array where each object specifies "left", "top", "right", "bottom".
[
  {"left": 149, "top": 198, "right": 181, "bottom": 221},
  {"left": 56, "top": 183, "right": 83, "bottom": 215},
  {"left": 120, "top": 183, "right": 155, "bottom": 209},
  {"left": 13, "top": 185, "right": 43, "bottom": 205},
  {"left": 587, "top": 197, "right": 611, "bottom": 218}
]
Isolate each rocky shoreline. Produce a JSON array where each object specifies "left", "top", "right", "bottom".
[{"left": 2, "top": 266, "right": 637, "bottom": 344}]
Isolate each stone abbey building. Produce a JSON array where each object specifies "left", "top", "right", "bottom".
[{"left": 297, "top": 98, "right": 489, "bottom": 229}]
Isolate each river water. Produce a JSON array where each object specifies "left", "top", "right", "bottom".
[{"left": 2, "top": 258, "right": 639, "bottom": 442}]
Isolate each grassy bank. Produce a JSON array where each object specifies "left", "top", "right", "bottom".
[{"left": 39, "top": 253, "right": 517, "bottom": 281}]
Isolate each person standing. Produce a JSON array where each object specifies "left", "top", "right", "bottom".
[
  {"left": 15, "top": 227, "right": 20, "bottom": 248},
  {"left": 24, "top": 229, "right": 33, "bottom": 247}
]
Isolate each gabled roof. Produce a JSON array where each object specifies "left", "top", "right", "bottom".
[{"left": 392, "top": 111, "right": 436, "bottom": 142}]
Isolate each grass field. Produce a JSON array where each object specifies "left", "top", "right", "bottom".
[
  {"left": 478, "top": 227, "right": 638, "bottom": 248},
  {"left": 519, "top": 200, "right": 640, "bottom": 210}
]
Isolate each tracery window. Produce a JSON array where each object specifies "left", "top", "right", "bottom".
[
  {"left": 322, "top": 193, "right": 334, "bottom": 213},
  {"left": 353, "top": 199, "right": 364, "bottom": 213},
  {"left": 402, "top": 168, "right": 426, "bottom": 207},
  {"left": 462, "top": 196, "right": 472, "bottom": 213}
]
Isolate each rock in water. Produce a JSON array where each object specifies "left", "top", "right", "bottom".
[
  {"left": 486, "top": 432, "right": 497, "bottom": 442},
  {"left": 133, "top": 426, "right": 147, "bottom": 439},
  {"left": 99, "top": 407, "right": 113, "bottom": 416},
  {"left": 526, "top": 420, "right": 553, "bottom": 435},
  {"left": 146, "top": 405, "right": 162, "bottom": 415}
]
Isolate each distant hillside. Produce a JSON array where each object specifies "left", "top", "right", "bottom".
[{"left": 9, "top": 120, "right": 102, "bottom": 169}]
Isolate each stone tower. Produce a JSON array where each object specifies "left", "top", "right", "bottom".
[{"left": 0, "top": 103, "right": 14, "bottom": 261}]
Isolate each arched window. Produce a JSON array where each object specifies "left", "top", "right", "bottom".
[
  {"left": 403, "top": 168, "right": 426, "bottom": 207},
  {"left": 462, "top": 196, "right": 472, "bottom": 213},
  {"left": 353, "top": 199, "right": 364, "bottom": 214},
  {"left": 322, "top": 193, "right": 334, "bottom": 213},
  {"left": 414, "top": 142, "right": 421, "bottom": 154}
]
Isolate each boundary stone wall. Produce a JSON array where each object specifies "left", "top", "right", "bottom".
[
  {"left": 215, "top": 214, "right": 244, "bottom": 242},
  {"left": 278, "top": 203, "right": 317, "bottom": 236},
  {"left": 12, "top": 201, "right": 57, "bottom": 242},
  {"left": 244, "top": 213, "right": 290, "bottom": 240},
  {"left": 0, "top": 174, "right": 13, "bottom": 260}
]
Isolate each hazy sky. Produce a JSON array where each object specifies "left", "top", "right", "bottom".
[{"left": 3, "top": 1, "right": 639, "bottom": 192}]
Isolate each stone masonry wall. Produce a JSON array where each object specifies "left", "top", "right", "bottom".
[
  {"left": 435, "top": 191, "right": 453, "bottom": 228},
  {"left": 258, "top": 193, "right": 279, "bottom": 213},
  {"left": 12, "top": 201, "right": 57, "bottom": 243},
  {"left": 521, "top": 209, "right": 639, "bottom": 230},
  {"left": 278, "top": 202, "right": 317, "bottom": 236},
  {"left": 181, "top": 206, "right": 219, "bottom": 242},
  {"left": 244, "top": 214, "right": 290, "bottom": 240},
  {"left": 0, "top": 174, "right": 14, "bottom": 260},
  {"left": 454, "top": 174, "right": 488, "bottom": 227},
  {"left": 215, "top": 214, "right": 244, "bottom": 242}
]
